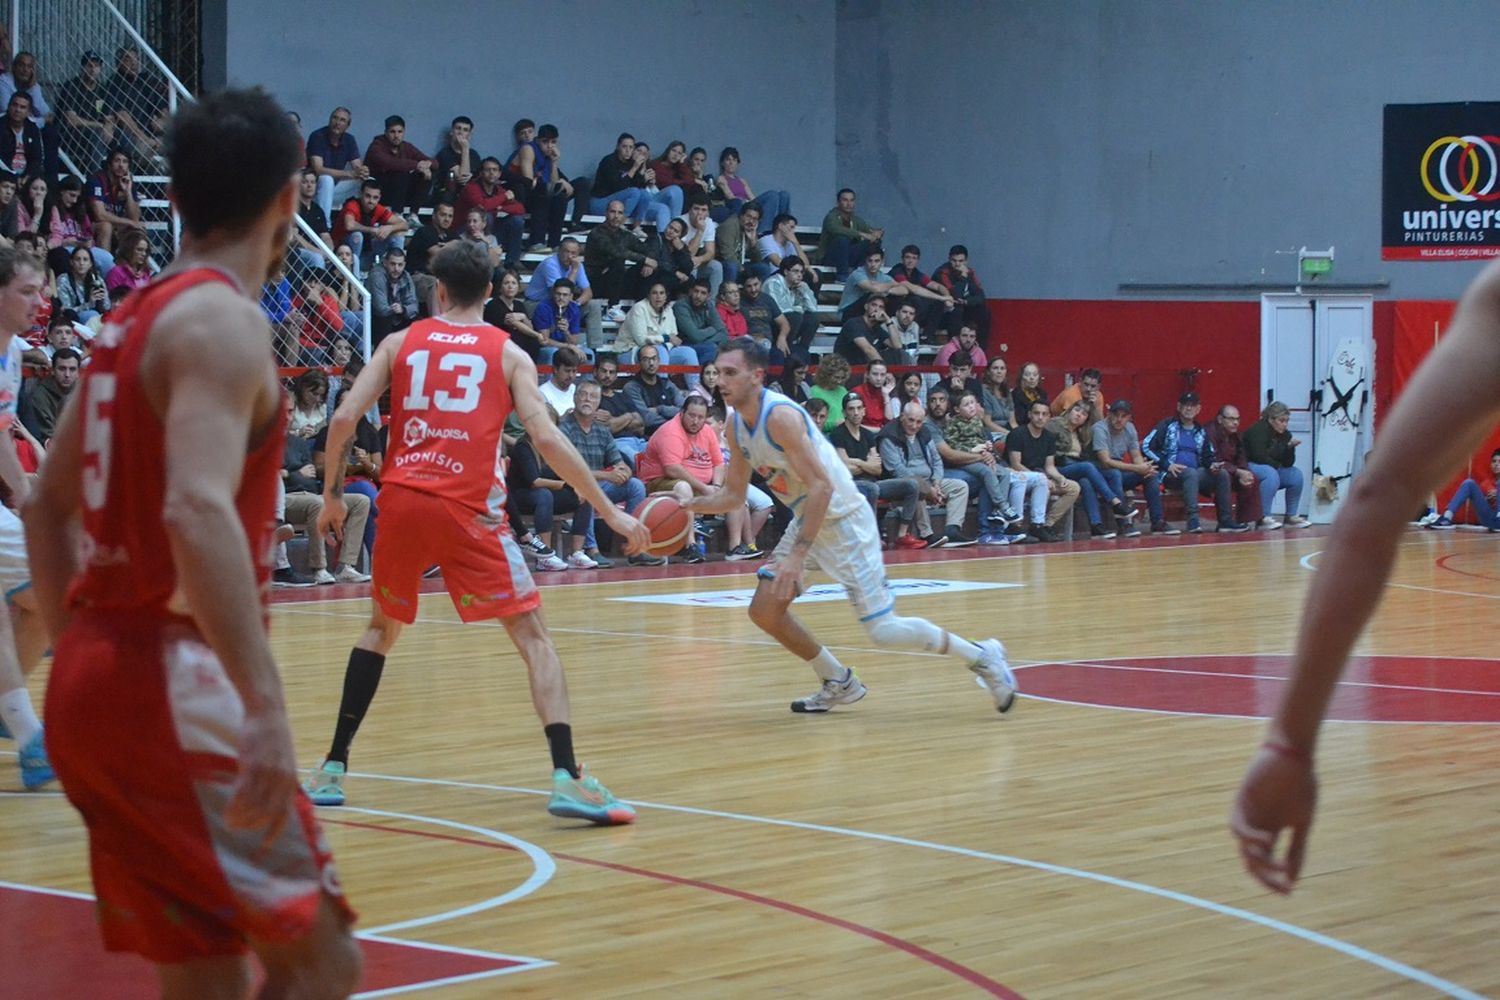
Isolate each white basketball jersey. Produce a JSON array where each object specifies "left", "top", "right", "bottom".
[{"left": 732, "top": 388, "right": 867, "bottom": 521}]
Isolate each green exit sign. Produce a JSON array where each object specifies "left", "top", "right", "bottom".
[{"left": 1299, "top": 248, "right": 1334, "bottom": 281}]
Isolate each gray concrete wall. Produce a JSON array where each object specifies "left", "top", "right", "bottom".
[
  {"left": 834, "top": 0, "right": 1497, "bottom": 300},
  {"left": 221, "top": 0, "right": 836, "bottom": 220}
]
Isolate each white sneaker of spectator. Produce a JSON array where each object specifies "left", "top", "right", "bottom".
[
  {"left": 604, "top": 304, "right": 628, "bottom": 324},
  {"left": 536, "top": 554, "right": 569, "bottom": 572},
  {"left": 566, "top": 550, "right": 599, "bottom": 570},
  {"left": 334, "top": 564, "right": 372, "bottom": 583}
]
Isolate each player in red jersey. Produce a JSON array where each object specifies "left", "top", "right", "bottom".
[
  {"left": 23, "top": 90, "right": 360, "bottom": 997},
  {"left": 303, "top": 240, "right": 650, "bottom": 825},
  {"left": 1231, "top": 258, "right": 1500, "bottom": 894}
]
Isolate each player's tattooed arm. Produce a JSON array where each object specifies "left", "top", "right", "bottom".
[{"left": 324, "top": 437, "right": 353, "bottom": 498}]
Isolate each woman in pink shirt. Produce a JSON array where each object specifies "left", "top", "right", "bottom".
[{"left": 105, "top": 229, "right": 153, "bottom": 302}]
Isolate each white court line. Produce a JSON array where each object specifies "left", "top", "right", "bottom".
[
  {"left": 335, "top": 806, "right": 555, "bottom": 935},
  {"left": 0, "top": 817, "right": 556, "bottom": 999},
  {"left": 340, "top": 770, "right": 1485, "bottom": 1000},
  {"left": 1037, "top": 659, "right": 1500, "bottom": 698},
  {"left": 271, "top": 528, "right": 1331, "bottom": 609},
  {"left": 1300, "top": 540, "right": 1500, "bottom": 601},
  {"left": 353, "top": 933, "right": 553, "bottom": 999}
]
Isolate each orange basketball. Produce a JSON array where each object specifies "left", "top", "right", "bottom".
[{"left": 634, "top": 494, "right": 693, "bottom": 557}]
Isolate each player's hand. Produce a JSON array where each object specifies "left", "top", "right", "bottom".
[
  {"left": 318, "top": 495, "right": 348, "bottom": 542},
  {"left": 765, "top": 555, "right": 805, "bottom": 603},
  {"left": 604, "top": 508, "right": 651, "bottom": 555},
  {"left": 225, "top": 709, "right": 298, "bottom": 848},
  {"left": 1229, "top": 744, "right": 1317, "bottom": 894}
]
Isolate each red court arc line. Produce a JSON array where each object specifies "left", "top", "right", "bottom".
[
  {"left": 324, "top": 818, "right": 1024, "bottom": 999},
  {"left": 1435, "top": 552, "right": 1500, "bottom": 585}
]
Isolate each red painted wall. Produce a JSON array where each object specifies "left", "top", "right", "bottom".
[{"left": 987, "top": 300, "right": 1260, "bottom": 426}]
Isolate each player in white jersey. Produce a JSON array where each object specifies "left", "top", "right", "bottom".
[
  {"left": 0, "top": 247, "right": 53, "bottom": 787},
  {"left": 690, "top": 336, "right": 1017, "bottom": 713}
]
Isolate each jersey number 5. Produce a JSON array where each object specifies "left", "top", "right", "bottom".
[
  {"left": 81, "top": 374, "right": 117, "bottom": 511},
  {"left": 401, "top": 350, "right": 486, "bottom": 413}
]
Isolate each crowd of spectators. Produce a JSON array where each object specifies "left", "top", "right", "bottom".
[{"left": 9, "top": 65, "right": 1317, "bottom": 574}]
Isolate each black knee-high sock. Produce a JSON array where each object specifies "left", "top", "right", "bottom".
[
  {"left": 544, "top": 723, "right": 578, "bottom": 779},
  {"left": 328, "top": 648, "right": 386, "bottom": 765}
]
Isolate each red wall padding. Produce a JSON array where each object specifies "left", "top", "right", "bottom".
[{"left": 987, "top": 299, "right": 1260, "bottom": 428}]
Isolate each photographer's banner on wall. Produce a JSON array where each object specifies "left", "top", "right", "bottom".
[{"left": 1383, "top": 102, "right": 1500, "bottom": 260}]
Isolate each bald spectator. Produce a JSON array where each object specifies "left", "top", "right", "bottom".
[
  {"left": 877, "top": 401, "right": 974, "bottom": 547},
  {"left": 1205, "top": 403, "right": 1263, "bottom": 530}
]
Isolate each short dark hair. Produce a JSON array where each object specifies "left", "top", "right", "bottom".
[
  {"left": 616, "top": 131, "right": 635, "bottom": 144},
  {"left": 596, "top": 352, "right": 619, "bottom": 367},
  {"left": 719, "top": 146, "right": 740, "bottom": 166},
  {"left": 553, "top": 345, "right": 584, "bottom": 368},
  {"left": 165, "top": 88, "right": 302, "bottom": 238},
  {"left": 770, "top": 212, "right": 795, "bottom": 230},
  {"left": 1080, "top": 367, "right": 1101, "bottom": 381},
  {"left": 724, "top": 336, "right": 768, "bottom": 372},
  {"left": 837, "top": 187, "right": 855, "bottom": 199},
  {"left": 682, "top": 394, "right": 709, "bottom": 414},
  {"left": 739, "top": 202, "right": 761, "bottom": 219},
  {"left": 51, "top": 347, "right": 83, "bottom": 367},
  {"left": 537, "top": 123, "right": 559, "bottom": 140},
  {"left": 451, "top": 115, "right": 473, "bottom": 128},
  {"left": 551, "top": 277, "right": 576, "bottom": 295},
  {"left": 1029, "top": 399, "right": 1050, "bottom": 413},
  {"left": 7, "top": 91, "right": 30, "bottom": 109},
  {"left": 360, "top": 177, "right": 381, "bottom": 193},
  {"left": 480, "top": 156, "right": 502, "bottom": 170},
  {"left": 842, "top": 393, "right": 864, "bottom": 412},
  {"left": 689, "top": 146, "right": 706, "bottom": 160},
  {"left": 949, "top": 355, "right": 973, "bottom": 369},
  {"left": 689, "top": 278, "right": 711, "bottom": 293},
  {"left": 864, "top": 246, "right": 884, "bottom": 261},
  {"left": 684, "top": 189, "right": 711, "bottom": 210},
  {"left": 429, "top": 241, "right": 491, "bottom": 307},
  {"left": 900, "top": 244, "right": 920, "bottom": 257},
  {"left": 949, "top": 244, "right": 969, "bottom": 257},
  {"left": 513, "top": 118, "right": 535, "bottom": 136},
  {"left": 779, "top": 257, "right": 804, "bottom": 275},
  {"left": 384, "top": 114, "right": 405, "bottom": 129},
  {"left": 864, "top": 294, "right": 886, "bottom": 309},
  {"left": 928, "top": 386, "right": 950, "bottom": 400}
]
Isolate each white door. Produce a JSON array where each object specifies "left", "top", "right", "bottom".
[{"left": 1258, "top": 294, "right": 1374, "bottom": 517}]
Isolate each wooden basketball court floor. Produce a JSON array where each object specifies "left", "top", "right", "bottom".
[{"left": 2, "top": 527, "right": 1498, "bottom": 998}]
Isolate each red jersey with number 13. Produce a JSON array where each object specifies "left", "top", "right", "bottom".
[
  {"left": 66, "top": 268, "right": 286, "bottom": 616},
  {"left": 383, "top": 317, "right": 514, "bottom": 516}
]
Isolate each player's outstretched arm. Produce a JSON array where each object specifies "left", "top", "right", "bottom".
[
  {"left": 507, "top": 343, "right": 649, "bottom": 554},
  {"left": 1232, "top": 259, "right": 1500, "bottom": 893},
  {"left": 21, "top": 390, "right": 84, "bottom": 641},
  {"left": 319, "top": 334, "right": 399, "bottom": 539},
  {"left": 154, "top": 289, "right": 297, "bottom": 844}
]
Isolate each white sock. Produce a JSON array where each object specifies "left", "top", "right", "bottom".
[
  {"left": 0, "top": 688, "right": 42, "bottom": 745},
  {"left": 808, "top": 647, "right": 847, "bottom": 682},
  {"left": 943, "top": 633, "right": 985, "bottom": 666}
]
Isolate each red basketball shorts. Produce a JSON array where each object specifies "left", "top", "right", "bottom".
[
  {"left": 44, "top": 611, "right": 355, "bottom": 964},
  {"left": 372, "top": 483, "right": 541, "bottom": 624}
]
